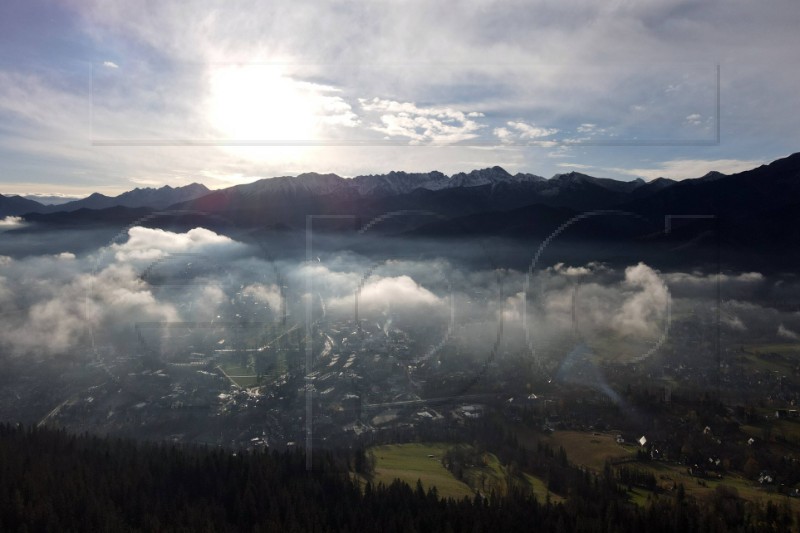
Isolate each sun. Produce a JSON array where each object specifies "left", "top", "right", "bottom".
[{"left": 207, "top": 64, "right": 317, "bottom": 142}]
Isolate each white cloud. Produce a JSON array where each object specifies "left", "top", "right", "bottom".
[
  {"left": 507, "top": 121, "right": 558, "bottom": 139},
  {"left": 242, "top": 283, "right": 283, "bottom": 313},
  {"left": 0, "top": 226, "right": 271, "bottom": 356},
  {"left": 493, "top": 127, "right": 512, "bottom": 141},
  {"left": 778, "top": 323, "right": 800, "bottom": 341},
  {"left": 3, "top": 0, "right": 800, "bottom": 192},
  {"left": 665, "top": 271, "right": 764, "bottom": 286},
  {"left": 556, "top": 163, "right": 593, "bottom": 170},
  {"left": 685, "top": 113, "right": 702, "bottom": 126},
  {"left": 336, "top": 275, "right": 443, "bottom": 314},
  {"left": 494, "top": 121, "right": 558, "bottom": 144},
  {"left": 0, "top": 216, "right": 23, "bottom": 227},
  {"left": 612, "top": 263, "right": 670, "bottom": 337},
  {"left": 111, "top": 226, "right": 243, "bottom": 262},
  {"left": 359, "top": 98, "right": 484, "bottom": 144},
  {"left": 102, "top": 61, "right": 119, "bottom": 69},
  {"left": 552, "top": 262, "right": 591, "bottom": 277},
  {"left": 722, "top": 314, "right": 746, "bottom": 331},
  {"left": 0, "top": 259, "right": 180, "bottom": 356}
]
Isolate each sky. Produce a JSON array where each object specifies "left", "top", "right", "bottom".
[{"left": 0, "top": 0, "right": 799, "bottom": 196}]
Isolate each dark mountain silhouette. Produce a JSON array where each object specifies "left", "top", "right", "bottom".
[
  {"left": 171, "top": 167, "right": 655, "bottom": 223},
  {"left": 10, "top": 152, "right": 800, "bottom": 270},
  {"left": 618, "top": 152, "right": 800, "bottom": 218},
  {"left": 0, "top": 194, "right": 47, "bottom": 217},
  {"left": 38, "top": 183, "right": 210, "bottom": 213}
]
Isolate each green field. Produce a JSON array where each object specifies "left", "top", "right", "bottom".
[
  {"left": 457, "top": 450, "right": 564, "bottom": 502},
  {"left": 544, "top": 431, "right": 636, "bottom": 471},
  {"left": 370, "top": 443, "right": 474, "bottom": 499},
  {"left": 537, "top": 430, "right": 799, "bottom": 510},
  {"left": 369, "top": 442, "right": 563, "bottom": 503},
  {"left": 621, "top": 460, "right": 800, "bottom": 512}
]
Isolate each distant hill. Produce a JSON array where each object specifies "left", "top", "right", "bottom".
[
  {"left": 39, "top": 183, "right": 211, "bottom": 213},
  {"left": 0, "top": 194, "right": 47, "bottom": 217}
]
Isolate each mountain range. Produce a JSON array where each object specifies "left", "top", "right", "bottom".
[
  {"left": 4, "top": 153, "right": 800, "bottom": 271},
  {"left": 2, "top": 168, "right": 660, "bottom": 218}
]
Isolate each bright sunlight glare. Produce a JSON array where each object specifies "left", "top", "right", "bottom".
[{"left": 207, "top": 65, "right": 317, "bottom": 142}]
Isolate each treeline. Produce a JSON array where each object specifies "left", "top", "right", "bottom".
[{"left": 0, "top": 423, "right": 797, "bottom": 532}]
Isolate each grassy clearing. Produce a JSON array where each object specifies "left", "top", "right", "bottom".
[
  {"left": 544, "top": 431, "right": 636, "bottom": 471},
  {"left": 460, "top": 451, "right": 565, "bottom": 502},
  {"left": 369, "top": 443, "right": 565, "bottom": 503},
  {"left": 622, "top": 460, "right": 800, "bottom": 512},
  {"left": 370, "top": 443, "right": 474, "bottom": 500},
  {"left": 464, "top": 453, "right": 564, "bottom": 503},
  {"left": 512, "top": 428, "right": 792, "bottom": 508}
]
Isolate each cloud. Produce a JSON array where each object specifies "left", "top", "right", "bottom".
[
  {"left": 778, "top": 323, "right": 800, "bottom": 341},
  {"left": 507, "top": 261, "right": 671, "bottom": 354},
  {"left": 0, "top": 259, "right": 179, "bottom": 356},
  {"left": 0, "top": 0, "right": 798, "bottom": 192},
  {"left": 611, "top": 263, "right": 670, "bottom": 337},
  {"left": 685, "top": 113, "right": 702, "bottom": 126},
  {"left": 665, "top": 271, "right": 764, "bottom": 285},
  {"left": 359, "top": 98, "right": 485, "bottom": 144},
  {"left": 358, "top": 275, "right": 441, "bottom": 308},
  {"left": 0, "top": 222, "right": 793, "bottom": 370},
  {"left": 555, "top": 162, "right": 594, "bottom": 170},
  {"left": 552, "top": 262, "right": 592, "bottom": 277},
  {"left": 663, "top": 271, "right": 766, "bottom": 301},
  {"left": 102, "top": 61, "right": 119, "bottom": 69},
  {"left": 493, "top": 127, "right": 512, "bottom": 142},
  {"left": 0, "top": 216, "right": 24, "bottom": 226},
  {"left": 293, "top": 260, "right": 449, "bottom": 321},
  {"left": 507, "top": 121, "right": 558, "bottom": 139},
  {"left": 242, "top": 283, "right": 283, "bottom": 313},
  {"left": 111, "top": 226, "right": 243, "bottom": 262},
  {"left": 0, "top": 226, "right": 267, "bottom": 356},
  {"left": 722, "top": 314, "right": 746, "bottom": 331},
  {"left": 494, "top": 121, "right": 558, "bottom": 144}
]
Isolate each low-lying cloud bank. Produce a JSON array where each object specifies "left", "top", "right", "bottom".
[{"left": 0, "top": 226, "right": 797, "bottom": 363}]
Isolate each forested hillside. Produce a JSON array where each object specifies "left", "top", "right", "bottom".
[{"left": 1, "top": 425, "right": 797, "bottom": 531}]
